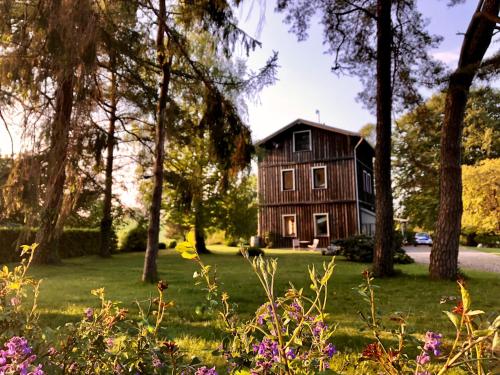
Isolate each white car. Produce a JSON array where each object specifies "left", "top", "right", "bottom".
[{"left": 415, "top": 232, "right": 433, "bottom": 246}]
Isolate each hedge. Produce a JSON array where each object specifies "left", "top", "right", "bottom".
[{"left": 0, "top": 227, "right": 116, "bottom": 263}]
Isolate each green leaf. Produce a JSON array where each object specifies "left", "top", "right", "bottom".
[
  {"left": 186, "top": 229, "right": 196, "bottom": 247},
  {"left": 472, "top": 329, "right": 494, "bottom": 337},
  {"left": 443, "top": 311, "right": 460, "bottom": 329},
  {"left": 466, "top": 310, "right": 484, "bottom": 316},
  {"left": 459, "top": 283, "right": 471, "bottom": 312},
  {"left": 181, "top": 252, "right": 198, "bottom": 260}
]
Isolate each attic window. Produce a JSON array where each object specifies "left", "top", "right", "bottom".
[{"left": 293, "top": 130, "right": 311, "bottom": 152}]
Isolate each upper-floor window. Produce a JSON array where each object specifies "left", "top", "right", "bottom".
[
  {"left": 313, "top": 213, "right": 329, "bottom": 237},
  {"left": 282, "top": 214, "right": 297, "bottom": 237},
  {"left": 363, "top": 170, "right": 372, "bottom": 194},
  {"left": 293, "top": 130, "right": 311, "bottom": 152},
  {"left": 281, "top": 168, "right": 295, "bottom": 191},
  {"left": 311, "top": 166, "right": 327, "bottom": 189}
]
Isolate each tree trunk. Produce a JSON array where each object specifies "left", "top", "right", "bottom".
[
  {"left": 100, "top": 59, "right": 117, "bottom": 258},
  {"left": 194, "top": 202, "right": 209, "bottom": 254},
  {"left": 372, "top": 0, "right": 395, "bottom": 277},
  {"left": 33, "top": 72, "right": 74, "bottom": 264},
  {"left": 430, "top": 0, "right": 499, "bottom": 280},
  {"left": 142, "top": 0, "right": 172, "bottom": 283}
]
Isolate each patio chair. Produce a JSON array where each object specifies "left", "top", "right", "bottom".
[
  {"left": 292, "top": 238, "right": 300, "bottom": 250},
  {"left": 308, "top": 238, "right": 319, "bottom": 251}
]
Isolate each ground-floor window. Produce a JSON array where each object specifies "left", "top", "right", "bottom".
[
  {"left": 313, "top": 213, "right": 329, "bottom": 237},
  {"left": 282, "top": 214, "right": 297, "bottom": 237}
]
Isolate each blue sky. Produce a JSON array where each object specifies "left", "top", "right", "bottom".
[
  {"left": 0, "top": 1, "right": 488, "bottom": 154},
  {"left": 236, "top": 0, "right": 480, "bottom": 141}
]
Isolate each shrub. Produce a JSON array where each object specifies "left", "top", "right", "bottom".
[
  {"left": 474, "top": 233, "right": 500, "bottom": 247},
  {"left": 167, "top": 239, "right": 177, "bottom": 249},
  {"left": 237, "top": 246, "right": 264, "bottom": 257},
  {"left": 332, "top": 234, "right": 414, "bottom": 264},
  {"left": 263, "top": 231, "right": 278, "bottom": 248},
  {"left": 158, "top": 242, "right": 167, "bottom": 250},
  {"left": 0, "top": 227, "right": 114, "bottom": 263},
  {"left": 224, "top": 238, "right": 238, "bottom": 247},
  {"left": 119, "top": 225, "right": 148, "bottom": 252}
]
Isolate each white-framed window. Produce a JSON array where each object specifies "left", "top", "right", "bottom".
[
  {"left": 313, "top": 213, "right": 329, "bottom": 237},
  {"left": 281, "top": 168, "right": 295, "bottom": 191},
  {"left": 282, "top": 214, "right": 297, "bottom": 237},
  {"left": 363, "top": 170, "right": 372, "bottom": 194},
  {"left": 311, "top": 166, "right": 327, "bottom": 189},
  {"left": 293, "top": 130, "right": 311, "bottom": 152}
]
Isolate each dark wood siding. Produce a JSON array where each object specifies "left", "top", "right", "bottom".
[
  {"left": 257, "top": 122, "right": 375, "bottom": 248},
  {"left": 258, "top": 124, "right": 352, "bottom": 165},
  {"left": 258, "top": 159, "right": 356, "bottom": 205},
  {"left": 259, "top": 203, "right": 357, "bottom": 248}
]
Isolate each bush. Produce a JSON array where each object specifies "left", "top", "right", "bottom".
[
  {"left": 119, "top": 225, "right": 147, "bottom": 252},
  {"left": 0, "top": 227, "right": 113, "bottom": 263},
  {"left": 158, "top": 242, "right": 166, "bottom": 250},
  {"left": 238, "top": 246, "right": 264, "bottom": 257},
  {"left": 167, "top": 239, "right": 177, "bottom": 249},
  {"left": 263, "top": 231, "right": 278, "bottom": 248},
  {"left": 473, "top": 233, "right": 500, "bottom": 247},
  {"left": 332, "top": 234, "right": 414, "bottom": 264},
  {"left": 224, "top": 238, "right": 239, "bottom": 247}
]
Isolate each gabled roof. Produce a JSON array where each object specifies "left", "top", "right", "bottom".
[{"left": 254, "top": 118, "right": 362, "bottom": 146}]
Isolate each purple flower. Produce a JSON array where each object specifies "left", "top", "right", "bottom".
[
  {"left": 152, "top": 355, "right": 162, "bottom": 369},
  {"left": 323, "top": 343, "right": 337, "bottom": 358},
  {"left": 417, "top": 352, "right": 430, "bottom": 365},
  {"left": 423, "top": 331, "right": 442, "bottom": 356},
  {"left": 84, "top": 307, "right": 94, "bottom": 320},
  {"left": 286, "top": 348, "right": 296, "bottom": 360},
  {"left": 0, "top": 337, "right": 43, "bottom": 374},
  {"left": 195, "top": 366, "right": 217, "bottom": 375},
  {"left": 312, "top": 320, "right": 328, "bottom": 337}
]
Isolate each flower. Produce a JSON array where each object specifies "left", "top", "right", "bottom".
[
  {"left": 195, "top": 366, "right": 217, "bottom": 375},
  {"left": 84, "top": 307, "right": 94, "bottom": 320},
  {"left": 286, "top": 348, "right": 296, "bottom": 360},
  {"left": 0, "top": 337, "right": 43, "bottom": 374},
  {"left": 323, "top": 343, "right": 337, "bottom": 358},
  {"left": 423, "top": 331, "right": 442, "bottom": 356},
  {"left": 362, "top": 342, "right": 382, "bottom": 360},
  {"left": 157, "top": 280, "right": 168, "bottom": 292},
  {"left": 312, "top": 320, "right": 327, "bottom": 337},
  {"left": 10, "top": 296, "right": 21, "bottom": 306},
  {"left": 152, "top": 354, "right": 163, "bottom": 369},
  {"left": 416, "top": 352, "right": 430, "bottom": 365}
]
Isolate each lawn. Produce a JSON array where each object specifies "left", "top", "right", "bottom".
[{"left": 25, "top": 246, "right": 500, "bottom": 366}]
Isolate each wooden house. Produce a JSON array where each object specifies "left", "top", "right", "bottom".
[{"left": 256, "top": 119, "right": 375, "bottom": 248}]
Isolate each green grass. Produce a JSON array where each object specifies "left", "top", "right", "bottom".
[
  {"left": 462, "top": 245, "right": 500, "bottom": 255},
  {"left": 23, "top": 247, "right": 500, "bottom": 365}
]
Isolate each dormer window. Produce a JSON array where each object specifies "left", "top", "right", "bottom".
[{"left": 293, "top": 130, "right": 311, "bottom": 152}]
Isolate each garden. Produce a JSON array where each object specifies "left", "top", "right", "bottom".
[{"left": 1, "top": 243, "right": 499, "bottom": 374}]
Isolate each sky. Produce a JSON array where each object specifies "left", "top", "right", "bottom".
[
  {"left": 235, "top": 0, "right": 481, "bottom": 141},
  {"left": 0, "top": 1, "right": 493, "bottom": 206},
  {"left": 0, "top": 1, "right": 485, "bottom": 155}
]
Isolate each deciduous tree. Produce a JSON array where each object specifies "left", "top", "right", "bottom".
[{"left": 430, "top": 0, "right": 500, "bottom": 279}]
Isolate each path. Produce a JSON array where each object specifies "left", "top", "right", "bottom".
[{"left": 404, "top": 246, "right": 500, "bottom": 273}]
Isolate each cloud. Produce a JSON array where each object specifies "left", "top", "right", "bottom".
[{"left": 432, "top": 51, "right": 460, "bottom": 64}]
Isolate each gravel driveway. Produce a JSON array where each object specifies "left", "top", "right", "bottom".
[{"left": 404, "top": 246, "right": 500, "bottom": 273}]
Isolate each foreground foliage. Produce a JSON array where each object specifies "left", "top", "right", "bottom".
[{"left": 1, "top": 244, "right": 498, "bottom": 374}]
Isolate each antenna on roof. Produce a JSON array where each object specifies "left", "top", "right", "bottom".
[{"left": 315, "top": 109, "right": 320, "bottom": 123}]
